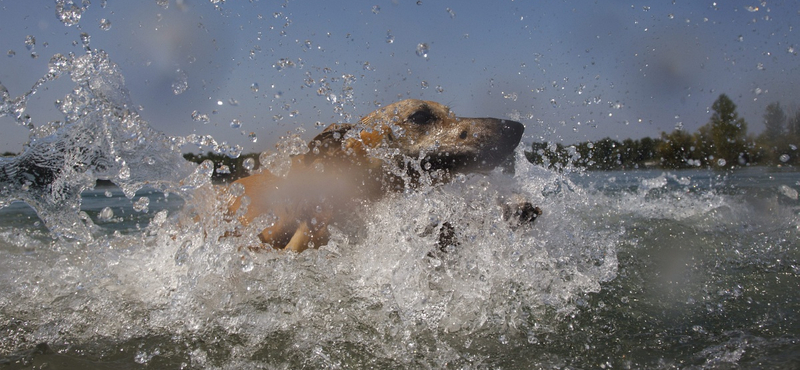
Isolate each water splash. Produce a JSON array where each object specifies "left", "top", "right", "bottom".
[
  {"left": 55, "top": 0, "right": 91, "bottom": 26},
  {"left": 171, "top": 68, "right": 189, "bottom": 95},
  {"left": 1, "top": 44, "right": 797, "bottom": 369},
  {"left": 0, "top": 47, "right": 628, "bottom": 363},
  {"left": 0, "top": 48, "right": 193, "bottom": 240}
]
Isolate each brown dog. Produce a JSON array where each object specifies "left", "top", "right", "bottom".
[{"left": 225, "top": 99, "right": 538, "bottom": 252}]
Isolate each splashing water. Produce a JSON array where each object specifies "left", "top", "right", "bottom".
[
  {"left": 0, "top": 48, "right": 798, "bottom": 368},
  {"left": 55, "top": 0, "right": 91, "bottom": 27},
  {"left": 0, "top": 49, "right": 194, "bottom": 240}
]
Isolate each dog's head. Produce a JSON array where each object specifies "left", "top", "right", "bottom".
[{"left": 310, "top": 99, "right": 524, "bottom": 175}]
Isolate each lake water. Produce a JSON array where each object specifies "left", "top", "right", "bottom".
[
  {"left": 1, "top": 162, "right": 798, "bottom": 368},
  {"left": 1, "top": 44, "right": 799, "bottom": 370}
]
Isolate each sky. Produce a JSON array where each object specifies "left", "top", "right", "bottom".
[{"left": 0, "top": 0, "right": 798, "bottom": 154}]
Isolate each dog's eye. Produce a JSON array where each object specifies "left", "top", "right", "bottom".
[{"left": 407, "top": 109, "right": 435, "bottom": 125}]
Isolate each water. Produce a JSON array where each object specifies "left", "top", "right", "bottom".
[{"left": 0, "top": 50, "right": 799, "bottom": 370}]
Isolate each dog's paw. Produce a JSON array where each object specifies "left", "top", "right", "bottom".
[{"left": 502, "top": 201, "right": 542, "bottom": 227}]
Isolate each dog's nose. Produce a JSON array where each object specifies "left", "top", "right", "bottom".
[{"left": 500, "top": 119, "right": 524, "bottom": 147}]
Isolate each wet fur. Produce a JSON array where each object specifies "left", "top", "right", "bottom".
[{"left": 225, "top": 99, "right": 539, "bottom": 252}]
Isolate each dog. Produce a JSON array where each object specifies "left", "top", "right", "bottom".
[{"left": 224, "top": 99, "right": 540, "bottom": 252}]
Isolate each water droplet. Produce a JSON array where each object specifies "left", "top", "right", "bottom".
[
  {"left": 756, "top": 62, "right": 765, "bottom": 70},
  {"left": 421, "top": 81, "right": 429, "bottom": 89},
  {"left": 385, "top": 30, "right": 394, "bottom": 44},
  {"left": 240, "top": 252, "right": 255, "bottom": 272},
  {"left": 134, "top": 350, "right": 154, "bottom": 364},
  {"left": 248, "top": 132, "right": 258, "bottom": 142},
  {"left": 226, "top": 145, "right": 243, "bottom": 159},
  {"left": 372, "top": 5, "right": 380, "bottom": 14},
  {"left": 274, "top": 58, "right": 296, "bottom": 70},
  {"left": 118, "top": 164, "right": 131, "bottom": 180},
  {"left": 99, "top": 18, "right": 112, "bottom": 31},
  {"left": 779, "top": 184, "right": 798, "bottom": 200},
  {"left": 172, "top": 69, "right": 189, "bottom": 95},
  {"left": 446, "top": 7, "right": 456, "bottom": 18},
  {"left": 243, "top": 157, "right": 255, "bottom": 171},
  {"left": 191, "top": 110, "right": 210, "bottom": 124},
  {"left": 737, "top": 35, "right": 743, "bottom": 42},
  {"left": 97, "top": 207, "right": 114, "bottom": 222},
  {"left": 156, "top": 0, "right": 169, "bottom": 9},
  {"left": 779, "top": 154, "right": 791, "bottom": 163},
  {"left": 7, "top": 50, "right": 15, "bottom": 57},
  {"left": 55, "top": 0, "right": 89, "bottom": 26},
  {"left": 230, "top": 119, "right": 242, "bottom": 129},
  {"left": 48, "top": 53, "right": 70, "bottom": 75},
  {"left": 133, "top": 197, "right": 150, "bottom": 213},
  {"left": 416, "top": 43, "right": 429, "bottom": 58},
  {"left": 79, "top": 32, "right": 91, "bottom": 51},
  {"left": 435, "top": 85, "right": 444, "bottom": 93},
  {"left": 24, "top": 35, "right": 36, "bottom": 51},
  {"left": 717, "top": 158, "right": 727, "bottom": 167},
  {"left": 251, "top": 82, "right": 260, "bottom": 92},
  {"left": 175, "top": 240, "right": 191, "bottom": 266},
  {"left": 216, "top": 164, "right": 231, "bottom": 174}
]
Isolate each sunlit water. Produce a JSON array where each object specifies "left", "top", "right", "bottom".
[{"left": 1, "top": 50, "right": 799, "bottom": 370}]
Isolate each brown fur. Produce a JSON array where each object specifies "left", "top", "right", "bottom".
[{"left": 226, "top": 99, "right": 529, "bottom": 252}]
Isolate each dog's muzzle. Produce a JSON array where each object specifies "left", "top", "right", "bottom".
[{"left": 422, "top": 118, "right": 524, "bottom": 173}]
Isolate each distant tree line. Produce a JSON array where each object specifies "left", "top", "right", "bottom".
[
  {"left": 5, "top": 93, "right": 797, "bottom": 180},
  {"left": 526, "top": 93, "right": 800, "bottom": 170}
]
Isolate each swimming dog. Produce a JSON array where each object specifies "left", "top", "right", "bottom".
[{"left": 224, "top": 99, "right": 540, "bottom": 252}]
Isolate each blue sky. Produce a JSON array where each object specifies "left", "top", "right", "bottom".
[{"left": 0, "top": 0, "right": 798, "bottom": 154}]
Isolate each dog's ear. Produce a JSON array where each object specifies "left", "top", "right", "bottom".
[{"left": 305, "top": 122, "right": 392, "bottom": 171}]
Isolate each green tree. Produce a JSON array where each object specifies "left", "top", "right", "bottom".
[
  {"left": 707, "top": 94, "right": 749, "bottom": 166},
  {"left": 760, "top": 102, "right": 786, "bottom": 144},
  {"left": 691, "top": 124, "right": 714, "bottom": 167},
  {"left": 637, "top": 137, "right": 660, "bottom": 165},
  {"left": 658, "top": 130, "right": 696, "bottom": 169},
  {"left": 788, "top": 110, "right": 800, "bottom": 138},
  {"left": 592, "top": 138, "right": 622, "bottom": 170},
  {"left": 620, "top": 138, "right": 638, "bottom": 166}
]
